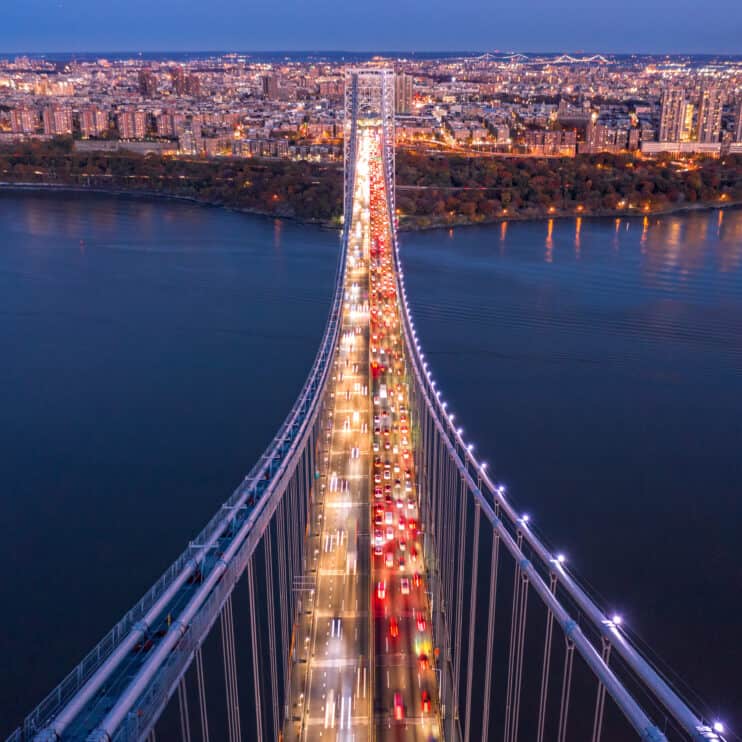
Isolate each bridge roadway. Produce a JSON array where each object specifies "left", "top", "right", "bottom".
[
  {"left": 286, "top": 125, "right": 441, "bottom": 741},
  {"left": 286, "top": 127, "right": 373, "bottom": 742}
]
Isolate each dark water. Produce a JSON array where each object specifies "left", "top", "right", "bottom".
[
  {"left": 0, "top": 194, "right": 740, "bottom": 736},
  {"left": 400, "top": 212, "right": 742, "bottom": 734},
  {"left": 0, "top": 192, "right": 338, "bottom": 735}
]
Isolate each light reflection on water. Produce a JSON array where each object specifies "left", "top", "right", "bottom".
[{"left": 402, "top": 208, "right": 742, "bottom": 733}]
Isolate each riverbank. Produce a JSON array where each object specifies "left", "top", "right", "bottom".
[
  {"left": 0, "top": 181, "right": 340, "bottom": 229},
  {"left": 2, "top": 139, "right": 740, "bottom": 232},
  {"left": 397, "top": 197, "right": 742, "bottom": 231},
  {"left": 4, "top": 180, "right": 741, "bottom": 235}
]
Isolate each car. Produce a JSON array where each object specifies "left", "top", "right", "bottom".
[
  {"left": 421, "top": 690, "right": 431, "bottom": 714},
  {"left": 385, "top": 551, "right": 394, "bottom": 568},
  {"left": 374, "top": 529, "right": 383, "bottom": 546},
  {"left": 398, "top": 556, "right": 405, "bottom": 571},
  {"left": 416, "top": 615, "right": 426, "bottom": 632},
  {"left": 418, "top": 653, "right": 430, "bottom": 671},
  {"left": 385, "top": 510, "right": 394, "bottom": 525},
  {"left": 374, "top": 473, "right": 381, "bottom": 484},
  {"left": 374, "top": 544, "right": 383, "bottom": 556},
  {"left": 376, "top": 581, "right": 386, "bottom": 600},
  {"left": 389, "top": 616, "right": 399, "bottom": 638},
  {"left": 408, "top": 519, "right": 417, "bottom": 532},
  {"left": 393, "top": 692, "right": 404, "bottom": 720},
  {"left": 413, "top": 572, "right": 422, "bottom": 588},
  {"left": 374, "top": 486, "right": 383, "bottom": 499},
  {"left": 398, "top": 515, "right": 406, "bottom": 531},
  {"left": 400, "top": 577, "right": 410, "bottom": 595},
  {"left": 383, "top": 470, "right": 391, "bottom": 481},
  {"left": 399, "top": 538, "right": 406, "bottom": 552},
  {"left": 386, "top": 526, "right": 394, "bottom": 542}
]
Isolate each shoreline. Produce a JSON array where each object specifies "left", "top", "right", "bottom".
[
  {"left": 0, "top": 181, "right": 341, "bottom": 231},
  {"left": 1, "top": 181, "right": 740, "bottom": 233}
]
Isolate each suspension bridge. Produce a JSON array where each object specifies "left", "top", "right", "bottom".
[{"left": 6, "top": 67, "right": 730, "bottom": 742}]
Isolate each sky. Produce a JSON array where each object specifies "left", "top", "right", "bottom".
[{"left": 2, "top": 0, "right": 741, "bottom": 54}]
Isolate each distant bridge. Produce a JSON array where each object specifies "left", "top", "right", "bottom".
[{"left": 6, "top": 68, "right": 728, "bottom": 742}]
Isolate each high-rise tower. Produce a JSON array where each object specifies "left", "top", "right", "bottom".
[
  {"left": 697, "top": 87, "right": 724, "bottom": 143},
  {"left": 394, "top": 72, "right": 413, "bottom": 114},
  {"left": 659, "top": 87, "right": 686, "bottom": 142}
]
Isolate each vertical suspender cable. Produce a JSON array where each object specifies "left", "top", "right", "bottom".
[
  {"left": 536, "top": 573, "right": 558, "bottom": 742},
  {"left": 177, "top": 676, "right": 192, "bottom": 742},
  {"left": 195, "top": 645, "right": 210, "bottom": 742},
  {"left": 503, "top": 556, "right": 522, "bottom": 741},
  {"left": 557, "top": 638, "right": 576, "bottom": 742},
  {"left": 463, "top": 502, "right": 481, "bottom": 742},
  {"left": 247, "top": 556, "right": 264, "bottom": 742},
  {"left": 452, "top": 476, "right": 467, "bottom": 730},
  {"left": 591, "top": 639, "right": 612, "bottom": 742},
  {"left": 220, "top": 597, "right": 241, "bottom": 742},
  {"left": 264, "top": 527, "right": 281, "bottom": 737},
  {"left": 510, "top": 572, "right": 529, "bottom": 741},
  {"left": 276, "top": 497, "right": 290, "bottom": 678},
  {"left": 480, "top": 527, "right": 500, "bottom": 741},
  {"left": 227, "top": 596, "right": 242, "bottom": 742}
]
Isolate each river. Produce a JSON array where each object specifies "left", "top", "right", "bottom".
[{"left": 0, "top": 192, "right": 740, "bottom": 736}]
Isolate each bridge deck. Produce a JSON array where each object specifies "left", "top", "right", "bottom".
[{"left": 286, "top": 124, "right": 442, "bottom": 741}]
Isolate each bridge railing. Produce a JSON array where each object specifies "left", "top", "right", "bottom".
[{"left": 385, "top": 157, "right": 727, "bottom": 741}]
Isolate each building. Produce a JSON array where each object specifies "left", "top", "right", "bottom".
[
  {"left": 80, "top": 107, "right": 108, "bottom": 138},
  {"left": 641, "top": 141, "right": 721, "bottom": 156},
  {"left": 659, "top": 87, "right": 686, "bottom": 142},
  {"left": 170, "top": 67, "right": 187, "bottom": 95},
  {"left": 262, "top": 74, "right": 279, "bottom": 100},
  {"left": 736, "top": 100, "right": 742, "bottom": 143},
  {"left": 156, "top": 111, "right": 185, "bottom": 138},
  {"left": 178, "top": 118, "right": 202, "bottom": 155},
  {"left": 678, "top": 101, "right": 695, "bottom": 142},
  {"left": 395, "top": 72, "right": 413, "bottom": 115},
  {"left": 185, "top": 74, "right": 201, "bottom": 97},
  {"left": 42, "top": 106, "right": 73, "bottom": 135},
  {"left": 138, "top": 69, "right": 157, "bottom": 98},
  {"left": 697, "top": 87, "right": 724, "bottom": 143},
  {"left": 117, "top": 109, "right": 147, "bottom": 139},
  {"left": 11, "top": 107, "right": 38, "bottom": 134}
]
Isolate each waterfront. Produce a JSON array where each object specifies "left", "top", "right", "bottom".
[{"left": 1, "top": 192, "right": 740, "bottom": 735}]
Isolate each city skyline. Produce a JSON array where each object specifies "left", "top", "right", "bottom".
[{"left": 3, "top": 0, "right": 742, "bottom": 55}]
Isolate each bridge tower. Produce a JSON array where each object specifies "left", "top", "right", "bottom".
[{"left": 344, "top": 68, "right": 396, "bottom": 222}]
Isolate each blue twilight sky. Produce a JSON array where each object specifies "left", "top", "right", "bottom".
[{"left": 1, "top": 0, "right": 741, "bottom": 54}]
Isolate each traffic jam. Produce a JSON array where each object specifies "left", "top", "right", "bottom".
[{"left": 367, "top": 130, "right": 440, "bottom": 740}]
